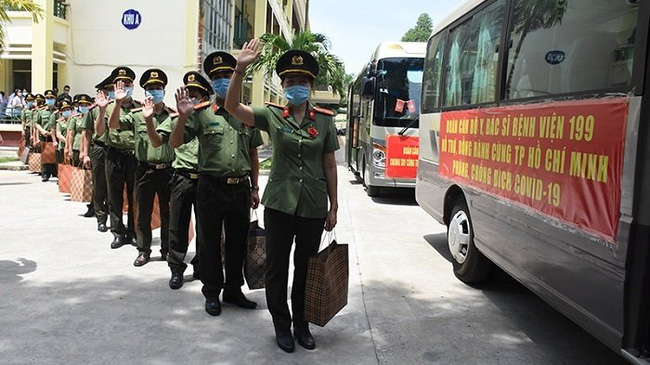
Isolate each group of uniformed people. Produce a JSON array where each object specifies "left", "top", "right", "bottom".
[{"left": 25, "top": 45, "right": 339, "bottom": 353}]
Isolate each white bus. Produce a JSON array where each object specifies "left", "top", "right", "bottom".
[
  {"left": 416, "top": 0, "right": 650, "bottom": 362},
  {"left": 346, "top": 42, "right": 425, "bottom": 196}
]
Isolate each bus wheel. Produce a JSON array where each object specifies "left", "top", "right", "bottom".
[
  {"left": 448, "top": 199, "right": 493, "bottom": 284},
  {"left": 363, "top": 162, "right": 380, "bottom": 197}
]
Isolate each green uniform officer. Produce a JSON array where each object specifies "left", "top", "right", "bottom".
[
  {"left": 67, "top": 94, "right": 92, "bottom": 167},
  {"left": 31, "top": 94, "right": 45, "bottom": 148},
  {"left": 96, "top": 67, "right": 142, "bottom": 249},
  {"left": 158, "top": 71, "right": 212, "bottom": 289},
  {"left": 170, "top": 51, "right": 263, "bottom": 316},
  {"left": 21, "top": 93, "right": 36, "bottom": 148},
  {"left": 54, "top": 97, "right": 72, "bottom": 165},
  {"left": 81, "top": 77, "right": 112, "bottom": 232},
  {"left": 35, "top": 90, "right": 58, "bottom": 182},
  {"left": 225, "top": 43, "right": 339, "bottom": 353},
  {"left": 110, "top": 68, "right": 175, "bottom": 266}
]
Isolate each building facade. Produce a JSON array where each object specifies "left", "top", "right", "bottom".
[{"left": 0, "top": 0, "right": 309, "bottom": 107}]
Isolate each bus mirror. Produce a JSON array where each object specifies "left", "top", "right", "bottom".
[{"left": 362, "top": 77, "right": 375, "bottom": 98}]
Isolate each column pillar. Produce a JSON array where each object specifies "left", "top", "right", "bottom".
[
  {"left": 250, "top": 0, "right": 267, "bottom": 107},
  {"left": 31, "top": 0, "right": 54, "bottom": 92}
]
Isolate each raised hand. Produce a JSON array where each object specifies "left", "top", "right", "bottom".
[
  {"left": 142, "top": 96, "right": 154, "bottom": 119},
  {"left": 96, "top": 90, "right": 110, "bottom": 110},
  {"left": 236, "top": 39, "right": 261, "bottom": 69},
  {"left": 114, "top": 80, "right": 127, "bottom": 103},
  {"left": 175, "top": 87, "right": 194, "bottom": 118}
]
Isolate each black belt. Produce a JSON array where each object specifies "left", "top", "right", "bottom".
[
  {"left": 206, "top": 174, "right": 249, "bottom": 185},
  {"left": 176, "top": 169, "right": 200, "bottom": 180},
  {"left": 140, "top": 162, "right": 171, "bottom": 170},
  {"left": 108, "top": 147, "right": 135, "bottom": 155},
  {"left": 93, "top": 141, "right": 106, "bottom": 148}
]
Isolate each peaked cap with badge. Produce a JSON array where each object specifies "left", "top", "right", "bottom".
[
  {"left": 203, "top": 51, "right": 237, "bottom": 78},
  {"left": 44, "top": 89, "right": 57, "bottom": 98},
  {"left": 75, "top": 94, "right": 93, "bottom": 105},
  {"left": 140, "top": 68, "right": 168, "bottom": 88},
  {"left": 183, "top": 71, "right": 213, "bottom": 95},
  {"left": 58, "top": 98, "right": 72, "bottom": 110},
  {"left": 25, "top": 93, "right": 35, "bottom": 101},
  {"left": 111, "top": 66, "right": 136, "bottom": 83},
  {"left": 95, "top": 74, "right": 114, "bottom": 90},
  {"left": 275, "top": 50, "right": 319, "bottom": 80}
]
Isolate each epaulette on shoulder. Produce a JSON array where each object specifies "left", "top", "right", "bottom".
[
  {"left": 313, "top": 106, "right": 335, "bottom": 116},
  {"left": 130, "top": 107, "right": 143, "bottom": 113},
  {"left": 265, "top": 101, "right": 284, "bottom": 109},
  {"left": 193, "top": 101, "right": 211, "bottom": 110},
  {"left": 88, "top": 103, "right": 98, "bottom": 110},
  {"left": 165, "top": 106, "right": 179, "bottom": 118},
  {"left": 132, "top": 99, "right": 142, "bottom": 107}
]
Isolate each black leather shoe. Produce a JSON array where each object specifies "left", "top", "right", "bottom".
[
  {"left": 133, "top": 252, "right": 150, "bottom": 267},
  {"left": 110, "top": 236, "right": 125, "bottom": 249},
  {"left": 126, "top": 235, "right": 137, "bottom": 247},
  {"left": 223, "top": 290, "right": 257, "bottom": 309},
  {"left": 97, "top": 223, "right": 108, "bottom": 232},
  {"left": 294, "top": 326, "right": 316, "bottom": 350},
  {"left": 41, "top": 174, "right": 50, "bottom": 182},
  {"left": 205, "top": 298, "right": 221, "bottom": 316},
  {"left": 275, "top": 330, "right": 295, "bottom": 353},
  {"left": 169, "top": 268, "right": 183, "bottom": 290},
  {"left": 83, "top": 204, "right": 95, "bottom": 217}
]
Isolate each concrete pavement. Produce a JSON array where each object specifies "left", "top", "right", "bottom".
[{"left": 0, "top": 159, "right": 628, "bottom": 365}]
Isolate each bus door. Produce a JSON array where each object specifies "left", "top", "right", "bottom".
[{"left": 347, "top": 115, "right": 361, "bottom": 172}]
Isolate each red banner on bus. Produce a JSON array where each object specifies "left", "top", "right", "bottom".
[
  {"left": 438, "top": 98, "right": 628, "bottom": 242},
  {"left": 386, "top": 135, "right": 419, "bottom": 179}
]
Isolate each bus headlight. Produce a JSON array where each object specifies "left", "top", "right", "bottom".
[{"left": 372, "top": 148, "right": 386, "bottom": 169}]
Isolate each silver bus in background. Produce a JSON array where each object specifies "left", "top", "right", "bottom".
[
  {"left": 346, "top": 42, "right": 425, "bottom": 197},
  {"left": 416, "top": 0, "right": 650, "bottom": 362}
]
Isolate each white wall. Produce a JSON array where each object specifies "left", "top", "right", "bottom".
[{"left": 65, "top": 0, "right": 198, "bottom": 106}]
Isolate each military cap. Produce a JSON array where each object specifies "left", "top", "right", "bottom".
[
  {"left": 275, "top": 50, "right": 319, "bottom": 79},
  {"left": 25, "top": 93, "right": 35, "bottom": 101},
  {"left": 44, "top": 89, "right": 57, "bottom": 98},
  {"left": 35, "top": 94, "right": 45, "bottom": 102},
  {"left": 58, "top": 99, "right": 72, "bottom": 110},
  {"left": 57, "top": 94, "right": 72, "bottom": 104},
  {"left": 95, "top": 74, "right": 114, "bottom": 90},
  {"left": 203, "top": 51, "right": 237, "bottom": 78},
  {"left": 183, "top": 71, "right": 213, "bottom": 95},
  {"left": 139, "top": 68, "right": 168, "bottom": 88},
  {"left": 75, "top": 94, "right": 93, "bottom": 105},
  {"left": 111, "top": 66, "right": 136, "bottom": 83}
]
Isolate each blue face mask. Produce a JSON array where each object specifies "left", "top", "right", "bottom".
[
  {"left": 107, "top": 91, "right": 115, "bottom": 100},
  {"left": 284, "top": 85, "right": 310, "bottom": 106},
  {"left": 79, "top": 106, "right": 89, "bottom": 114},
  {"left": 26, "top": 102, "right": 34, "bottom": 108},
  {"left": 124, "top": 86, "right": 134, "bottom": 98},
  {"left": 45, "top": 98, "right": 55, "bottom": 106},
  {"left": 212, "top": 78, "right": 230, "bottom": 99},
  {"left": 62, "top": 110, "right": 72, "bottom": 118},
  {"left": 145, "top": 89, "right": 165, "bottom": 104}
]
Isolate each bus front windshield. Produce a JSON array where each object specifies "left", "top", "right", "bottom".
[{"left": 374, "top": 57, "right": 423, "bottom": 127}]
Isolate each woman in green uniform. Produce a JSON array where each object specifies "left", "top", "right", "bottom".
[
  {"left": 224, "top": 40, "right": 339, "bottom": 353},
  {"left": 66, "top": 94, "right": 93, "bottom": 166}
]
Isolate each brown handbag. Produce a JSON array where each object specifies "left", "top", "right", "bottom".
[
  {"left": 28, "top": 152, "right": 41, "bottom": 172},
  {"left": 244, "top": 211, "right": 266, "bottom": 290},
  {"left": 70, "top": 166, "right": 93, "bottom": 202},
  {"left": 304, "top": 232, "right": 349, "bottom": 327},
  {"left": 40, "top": 141, "right": 57, "bottom": 164},
  {"left": 58, "top": 163, "right": 73, "bottom": 194}
]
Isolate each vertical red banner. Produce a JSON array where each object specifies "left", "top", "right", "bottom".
[{"left": 386, "top": 135, "right": 419, "bottom": 179}]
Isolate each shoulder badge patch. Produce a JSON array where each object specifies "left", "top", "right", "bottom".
[{"left": 313, "top": 106, "right": 335, "bottom": 116}]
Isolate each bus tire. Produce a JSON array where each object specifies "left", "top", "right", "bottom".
[
  {"left": 363, "top": 161, "right": 380, "bottom": 197},
  {"left": 447, "top": 199, "right": 493, "bottom": 284}
]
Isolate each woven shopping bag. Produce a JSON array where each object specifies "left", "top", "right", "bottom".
[
  {"left": 28, "top": 152, "right": 41, "bottom": 172},
  {"left": 70, "top": 167, "right": 93, "bottom": 202},
  {"left": 58, "top": 163, "right": 72, "bottom": 194},
  {"left": 304, "top": 232, "right": 349, "bottom": 327},
  {"left": 40, "top": 142, "right": 57, "bottom": 164},
  {"left": 244, "top": 211, "right": 266, "bottom": 290}
]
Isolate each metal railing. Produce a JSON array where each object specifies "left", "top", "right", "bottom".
[
  {"left": 53, "top": 0, "right": 67, "bottom": 20},
  {"left": 0, "top": 108, "right": 25, "bottom": 124}
]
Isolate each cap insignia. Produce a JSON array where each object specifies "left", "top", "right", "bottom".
[
  {"left": 292, "top": 56, "right": 304, "bottom": 66},
  {"left": 214, "top": 56, "right": 223, "bottom": 65}
]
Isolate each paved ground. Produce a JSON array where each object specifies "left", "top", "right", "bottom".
[{"left": 0, "top": 149, "right": 628, "bottom": 364}]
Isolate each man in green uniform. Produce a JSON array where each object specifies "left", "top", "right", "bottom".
[
  {"left": 170, "top": 51, "right": 262, "bottom": 316},
  {"left": 67, "top": 94, "right": 92, "bottom": 166},
  {"left": 54, "top": 97, "right": 72, "bottom": 165},
  {"left": 81, "top": 78, "right": 112, "bottom": 232},
  {"left": 109, "top": 68, "right": 175, "bottom": 266},
  {"left": 21, "top": 93, "right": 36, "bottom": 148},
  {"left": 157, "top": 71, "right": 211, "bottom": 289},
  {"left": 31, "top": 94, "right": 45, "bottom": 149},
  {"left": 34, "top": 90, "right": 58, "bottom": 182},
  {"left": 96, "top": 67, "right": 142, "bottom": 248}
]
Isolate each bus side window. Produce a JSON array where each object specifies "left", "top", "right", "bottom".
[
  {"left": 505, "top": 0, "right": 638, "bottom": 99},
  {"left": 422, "top": 32, "right": 446, "bottom": 113},
  {"left": 443, "top": 0, "right": 505, "bottom": 107}
]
